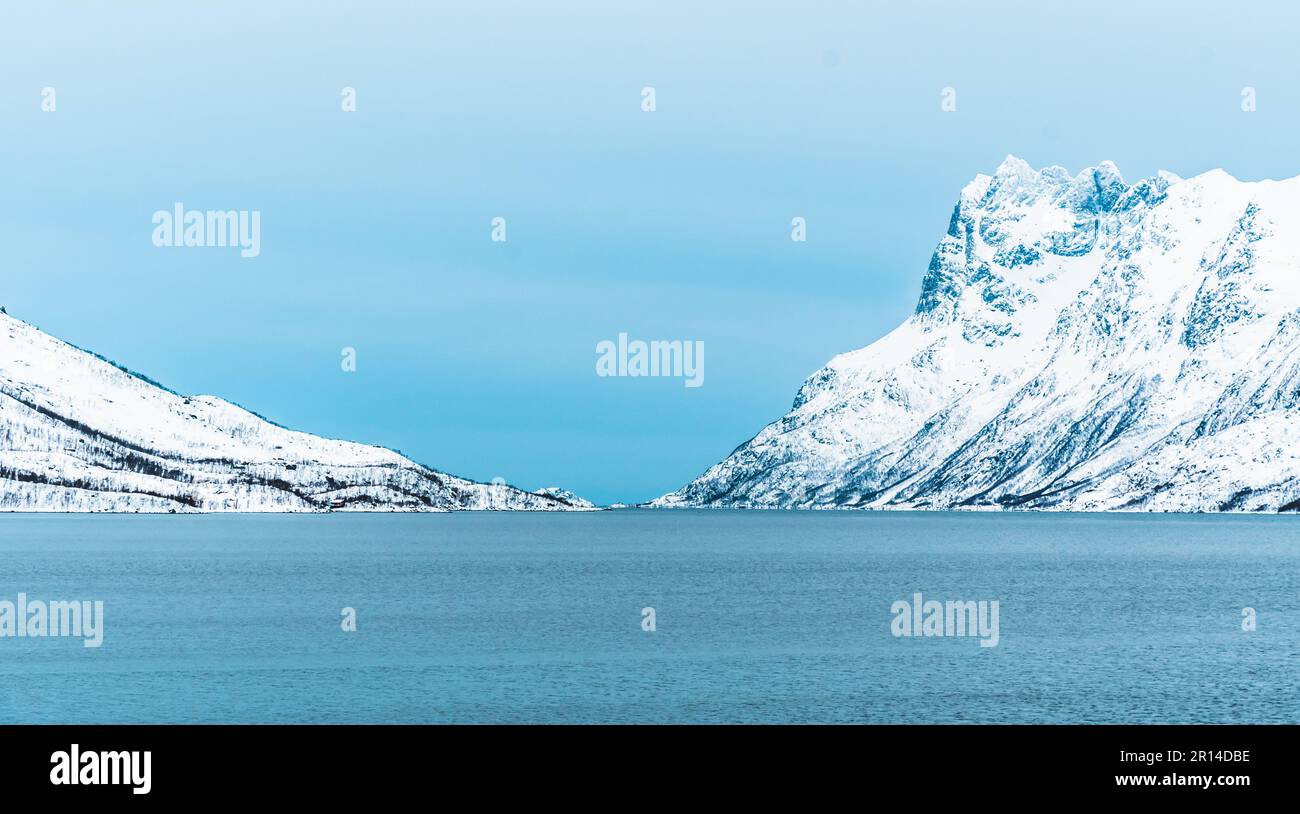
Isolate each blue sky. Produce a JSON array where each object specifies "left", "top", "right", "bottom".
[{"left": 2, "top": 1, "right": 1298, "bottom": 504}]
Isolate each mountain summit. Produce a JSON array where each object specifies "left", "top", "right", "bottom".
[
  {"left": 656, "top": 157, "right": 1300, "bottom": 511},
  {"left": 0, "top": 312, "right": 586, "bottom": 512}
]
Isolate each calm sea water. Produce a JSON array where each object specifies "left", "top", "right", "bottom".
[{"left": 0, "top": 511, "right": 1296, "bottom": 724}]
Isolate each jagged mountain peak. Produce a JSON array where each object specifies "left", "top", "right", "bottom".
[
  {"left": 989, "top": 154, "right": 1124, "bottom": 184},
  {"left": 992, "top": 153, "right": 1036, "bottom": 178},
  {"left": 656, "top": 156, "right": 1300, "bottom": 513}
]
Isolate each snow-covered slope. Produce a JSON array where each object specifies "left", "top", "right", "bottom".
[
  {"left": 532, "top": 486, "right": 596, "bottom": 509},
  {"left": 656, "top": 156, "right": 1300, "bottom": 512},
  {"left": 0, "top": 312, "right": 587, "bottom": 512}
]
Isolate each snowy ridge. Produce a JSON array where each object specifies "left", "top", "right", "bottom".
[
  {"left": 655, "top": 156, "right": 1300, "bottom": 512},
  {"left": 0, "top": 312, "right": 588, "bottom": 512}
]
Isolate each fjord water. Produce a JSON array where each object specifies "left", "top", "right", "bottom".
[{"left": 0, "top": 511, "right": 1295, "bottom": 724}]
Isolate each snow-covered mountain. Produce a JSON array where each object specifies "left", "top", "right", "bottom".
[
  {"left": 532, "top": 486, "right": 596, "bottom": 509},
  {"left": 656, "top": 156, "right": 1300, "bottom": 512},
  {"left": 0, "top": 311, "right": 588, "bottom": 512}
]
